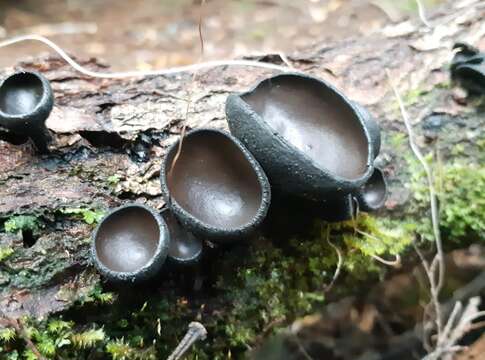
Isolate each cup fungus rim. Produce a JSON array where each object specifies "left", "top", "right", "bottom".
[
  {"left": 0, "top": 70, "right": 54, "bottom": 122},
  {"left": 160, "top": 127, "right": 271, "bottom": 238},
  {"left": 231, "top": 72, "right": 375, "bottom": 187},
  {"left": 91, "top": 203, "right": 169, "bottom": 282}
]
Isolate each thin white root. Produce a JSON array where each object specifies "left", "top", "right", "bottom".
[
  {"left": 0, "top": 34, "right": 296, "bottom": 79},
  {"left": 354, "top": 229, "right": 402, "bottom": 268},
  {"left": 370, "top": 253, "right": 402, "bottom": 268},
  {"left": 324, "top": 229, "right": 343, "bottom": 293}
]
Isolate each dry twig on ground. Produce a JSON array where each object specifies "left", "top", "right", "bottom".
[{"left": 386, "top": 70, "right": 484, "bottom": 359}]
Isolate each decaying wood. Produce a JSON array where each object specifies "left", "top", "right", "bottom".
[{"left": 0, "top": 0, "right": 484, "bottom": 321}]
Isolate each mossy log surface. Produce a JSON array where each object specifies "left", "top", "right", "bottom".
[{"left": 0, "top": 1, "right": 484, "bottom": 359}]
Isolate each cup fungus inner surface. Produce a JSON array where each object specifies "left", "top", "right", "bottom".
[
  {"left": 362, "top": 170, "right": 386, "bottom": 207},
  {"left": 166, "top": 131, "right": 262, "bottom": 229},
  {"left": 242, "top": 76, "right": 369, "bottom": 179},
  {"left": 0, "top": 73, "right": 44, "bottom": 116},
  {"left": 95, "top": 207, "right": 160, "bottom": 273},
  {"left": 162, "top": 210, "right": 202, "bottom": 261}
]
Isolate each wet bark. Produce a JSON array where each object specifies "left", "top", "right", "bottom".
[{"left": 0, "top": 0, "right": 484, "bottom": 319}]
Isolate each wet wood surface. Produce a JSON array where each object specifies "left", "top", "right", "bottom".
[{"left": 0, "top": 0, "right": 484, "bottom": 319}]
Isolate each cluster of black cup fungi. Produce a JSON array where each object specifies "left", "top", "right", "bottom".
[{"left": 0, "top": 70, "right": 387, "bottom": 284}]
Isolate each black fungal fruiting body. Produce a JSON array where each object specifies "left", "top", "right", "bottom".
[
  {"left": 450, "top": 42, "right": 485, "bottom": 95},
  {"left": 161, "top": 208, "right": 203, "bottom": 265},
  {"left": 225, "top": 73, "right": 386, "bottom": 219},
  {"left": 225, "top": 73, "right": 377, "bottom": 202},
  {"left": 160, "top": 128, "right": 271, "bottom": 242},
  {"left": 0, "top": 71, "right": 54, "bottom": 152},
  {"left": 91, "top": 204, "right": 169, "bottom": 283},
  {"left": 355, "top": 168, "right": 388, "bottom": 212}
]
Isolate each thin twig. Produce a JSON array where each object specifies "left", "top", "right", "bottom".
[
  {"left": 412, "top": 239, "right": 431, "bottom": 275},
  {"left": 386, "top": 70, "right": 443, "bottom": 288},
  {"left": 424, "top": 297, "right": 484, "bottom": 360},
  {"left": 415, "top": 0, "right": 432, "bottom": 28},
  {"left": 386, "top": 70, "right": 444, "bottom": 340},
  {"left": 291, "top": 334, "right": 314, "bottom": 360},
  {"left": 276, "top": 51, "right": 293, "bottom": 68},
  {"left": 197, "top": 0, "right": 205, "bottom": 56},
  {"left": 168, "top": 0, "right": 206, "bottom": 179}
]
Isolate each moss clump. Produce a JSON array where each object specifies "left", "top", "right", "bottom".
[
  {"left": 0, "top": 317, "right": 107, "bottom": 359},
  {"left": 3, "top": 215, "right": 41, "bottom": 234},
  {"left": 106, "top": 174, "right": 121, "bottom": 186},
  {"left": 0, "top": 213, "right": 414, "bottom": 359},
  {"left": 0, "top": 328, "right": 16, "bottom": 343},
  {"left": 58, "top": 208, "right": 105, "bottom": 225},
  {"left": 0, "top": 246, "right": 14, "bottom": 263},
  {"left": 106, "top": 339, "right": 157, "bottom": 360},
  {"left": 407, "top": 158, "right": 485, "bottom": 243}
]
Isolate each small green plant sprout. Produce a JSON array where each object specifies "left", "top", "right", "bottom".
[
  {"left": 81, "top": 283, "right": 117, "bottom": 305},
  {"left": 47, "top": 319, "right": 73, "bottom": 334},
  {"left": 106, "top": 338, "right": 157, "bottom": 360},
  {"left": 106, "top": 174, "right": 121, "bottom": 186},
  {"left": 59, "top": 208, "right": 105, "bottom": 225}
]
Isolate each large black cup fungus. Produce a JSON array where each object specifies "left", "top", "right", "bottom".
[
  {"left": 0, "top": 71, "right": 54, "bottom": 152},
  {"left": 160, "top": 128, "right": 271, "bottom": 242},
  {"left": 92, "top": 204, "right": 169, "bottom": 283},
  {"left": 226, "top": 73, "right": 378, "bottom": 202},
  {"left": 161, "top": 208, "right": 203, "bottom": 265},
  {"left": 355, "top": 168, "right": 387, "bottom": 212}
]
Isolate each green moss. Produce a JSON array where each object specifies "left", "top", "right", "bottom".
[
  {"left": 407, "top": 157, "right": 485, "bottom": 243},
  {"left": 0, "top": 246, "right": 14, "bottom": 263},
  {"left": 58, "top": 208, "right": 105, "bottom": 225},
  {"left": 106, "top": 339, "right": 157, "bottom": 360},
  {"left": 0, "top": 328, "right": 16, "bottom": 343},
  {"left": 106, "top": 175, "right": 121, "bottom": 186},
  {"left": 70, "top": 328, "right": 106, "bottom": 349},
  {"left": 0, "top": 213, "right": 415, "bottom": 359},
  {"left": 79, "top": 283, "right": 117, "bottom": 306},
  {"left": 402, "top": 88, "right": 429, "bottom": 107},
  {"left": 4, "top": 215, "right": 41, "bottom": 234}
]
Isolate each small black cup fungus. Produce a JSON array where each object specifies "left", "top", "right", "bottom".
[
  {"left": 160, "top": 128, "right": 271, "bottom": 242},
  {"left": 161, "top": 208, "right": 203, "bottom": 265},
  {"left": 355, "top": 168, "right": 387, "bottom": 212},
  {"left": 92, "top": 204, "right": 169, "bottom": 283},
  {"left": 0, "top": 71, "right": 54, "bottom": 152}
]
